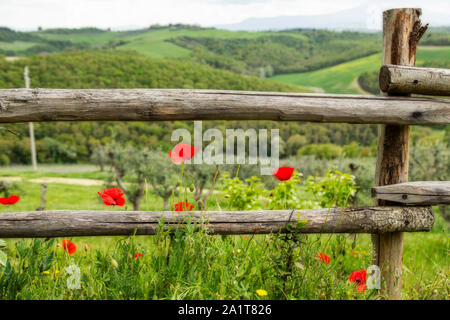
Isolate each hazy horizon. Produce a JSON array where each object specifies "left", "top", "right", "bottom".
[{"left": 1, "top": 0, "right": 449, "bottom": 32}]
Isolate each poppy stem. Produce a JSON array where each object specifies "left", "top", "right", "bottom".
[{"left": 179, "top": 162, "right": 185, "bottom": 203}]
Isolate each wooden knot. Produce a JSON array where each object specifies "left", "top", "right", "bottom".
[{"left": 412, "top": 112, "right": 422, "bottom": 119}]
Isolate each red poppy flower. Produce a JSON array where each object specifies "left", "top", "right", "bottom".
[
  {"left": 174, "top": 201, "right": 193, "bottom": 212},
  {"left": 356, "top": 284, "right": 367, "bottom": 292},
  {"left": 272, "top": 167, "right": 294, "bottom": 181},
  {"left": 134, "top": 253, "right": 142, "bottom": 259},
  {"left": 0, "top": 195, "right": 20, "bottom": 205},
  {"left": 62, "top": 240, "right": 77, "bottom": 255},
  {"left": 349, "top": 270, "right": 367, "bottom": 292},
  {"left": 98, "top": 188, "right": 125, "bottom": 206},
  {"left": 169, "top": 144, "right": 197, "bottom": 163},
  {"left": 316, "top": 253, "right": 331, "bottom": 264}
]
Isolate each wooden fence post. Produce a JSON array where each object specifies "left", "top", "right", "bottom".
[{"left": 372, "top": 8, "right": 428, "bottom": 300}]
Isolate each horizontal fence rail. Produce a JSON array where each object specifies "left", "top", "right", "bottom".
[
  {"left": 379, "top": 65, "right": 450, "bottom": 96},
  {"left": 0, "top": 206, "right": 434, "bottom": 238},
  {"left": 0, "top": 89, "right": 449, "bottom": 125},
  {"left": 372, "top": 181, "right": 450, "bottom": 205}
]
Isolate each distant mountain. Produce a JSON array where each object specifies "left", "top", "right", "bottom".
[{"left": 215, "top": 4, "right": 450, "bottom": 32}]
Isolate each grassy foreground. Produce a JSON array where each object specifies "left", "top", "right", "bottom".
[{"left": 0, "top": 167, "right": 448, "bottom": 300}]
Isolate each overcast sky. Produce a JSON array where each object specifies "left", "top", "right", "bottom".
[{"left": 1, "top": 0, "right": 449, "bottom": 31}]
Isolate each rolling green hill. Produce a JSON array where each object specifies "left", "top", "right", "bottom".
[
  {"left": 270, "top": 53, "right": 380, "bottom": 94},
  {"left": 269, "top": 46, "right": 450, "bottom": 94},
  {"left": 31, "top": 27, "right": 381, "bottom": 75},
  {"left": 1, "top": 25, "right": 448, "bottom": 86},
  {"left": 168, "top": 30, "right": 380, "bottom": 76}
]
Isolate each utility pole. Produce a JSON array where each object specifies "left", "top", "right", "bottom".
[{"left": 24, "top": 66, "right": 37, "bottom": 171}]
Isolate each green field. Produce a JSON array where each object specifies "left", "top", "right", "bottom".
[
  {"left": 102, "top": 29, "right": 308, "bottom": 58},
  {"left": 270, "top": 46, "right": 450, "bottom": 94},
  {"left": 0, "top": 41, "right": 39, "bottom": 51},
  {"left": 34, "top": 30, "right": 126, "bottom": 45},
  {"left": 10, "top": 28, "right": 308, "bottom": 59}
]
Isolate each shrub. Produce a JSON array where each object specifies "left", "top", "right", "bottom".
[
  {"left": 0, "top": 154, "right": 10, "bottom": 166},
  {"left": 342, "top": 142, "right": 360, "bottom": 158},
  {"left": 298, "top": 144, "right": 342, "bottom": 160}
]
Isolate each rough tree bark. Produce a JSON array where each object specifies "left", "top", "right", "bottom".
[
  {"left": 0, "top": 206, "right": 434, "bottom": 238},
  {"left": 372, "top": 181, "right": 450, "bottom": 205},
  {"left": 379, "top": 65, "right": 450, "bottom": 96},
  {"left": 0, "top": 89, "right": 448, "bottom": 125},
  {"left": 372, "top": 8, "right": 428, "bottom": 300}
]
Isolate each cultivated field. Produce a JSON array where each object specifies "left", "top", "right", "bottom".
[{"left": 270, "top": 46, "right": 450, "bottom": 93}]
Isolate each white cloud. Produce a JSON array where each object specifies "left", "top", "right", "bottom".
[{"left": 0, "top": 0, "right": 448, "bottom": 30}]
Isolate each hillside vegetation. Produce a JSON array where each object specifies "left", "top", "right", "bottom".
[
  {"left": 358, "top": 47, "right": 450, "bottom": 94},
  {"left": 169, "top": 30, "right": 381, "bottom": 76},
  {"left": 0, "top": 50, "right": 379, "bottom": 165},
  {"left": 271, "top": 46, "right": 450, "bottom": 94},
  {"left": 0, "top": 26, "right": 448, "bottom": 165},
  {"left": 0, "top": 50, "right": 382, "bottom": 167},
  {"left": 0, "top": 50, "right": 330, "bottom": 165}
]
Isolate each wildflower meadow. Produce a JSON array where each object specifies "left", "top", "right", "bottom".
[{"left": 0, "top": 143, "right": 448, "bottom": 300}]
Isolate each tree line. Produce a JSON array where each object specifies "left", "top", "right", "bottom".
[{"left": 170, "top": 31, "right": 381, "bottom": 76}]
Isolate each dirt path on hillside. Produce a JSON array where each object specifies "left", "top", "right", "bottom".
[
  {"left": 350, "top": 78, "right": 371, "bottom": 95},
  {"left": 0, "top": 177, "right": 222, "bottom": 193},
  {"left": 306, "top": 86, "right": 325, "bottom": 93},
  {"left": 0, "top": 176, "right": 103, "bottom": 186},
  {"left": 5, "top": 57, "right": 22, "bottom": 62}
]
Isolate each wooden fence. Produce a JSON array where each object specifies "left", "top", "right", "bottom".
[{"left": 0, "top": 8, "right": 449, "bottom": 300}]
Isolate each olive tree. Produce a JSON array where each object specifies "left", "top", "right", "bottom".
[
  {"left": 105, "top": 144, "right": 150, "bottom": 211},
  {"left": 185, "top": 163, "right": 220, "bottom": 210},
  {"left": 145, "top": 150, "right": 180, "bottom": 210},
  {"left": 98, "top": 145, "right": 180, "bottom": 211},
  {"left": 410, "top": 137, "right": 449, "bottom": 221}
]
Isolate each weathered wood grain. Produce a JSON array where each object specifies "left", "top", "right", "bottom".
[
  {"left": 0, "top": 207, "right": 434, "bottom": 238},
  {"left": 380, "top": 64, "right": 450, "bottom": 96},
  {"left": 372, "top": 181, "right": 450, "bottom": 205},
  {"left": 372, "top": 8, "right": 428, "bottom": 300},
  {"left": 0, "top": 89, "right": 449, "bottom": 125}
]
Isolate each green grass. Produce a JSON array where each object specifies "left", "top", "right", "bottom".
[
  {"left": 0, "top": 167, "right": 448, "bottom": 300},
  {"left": 34, "top": 31, "right": 126, "bottom": 45},
  {"left": 0, "top": 41, "right": 40, "bottom": 51},
  {"left": 270, "top": 46, "right": 450, "bottom": 94},
  {"left": 0, "top": 164, "right": 105, "bottom": 180},
  {"left": 270, "top": 53, "right": 380, "bottom": 94}
]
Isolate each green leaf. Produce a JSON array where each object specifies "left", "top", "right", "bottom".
[
  {"left": 0, "top": 239, "right": 6, "bottom": 248},
  {"left": 296, "top": 219, "right": 308, "bottom": 229}
]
